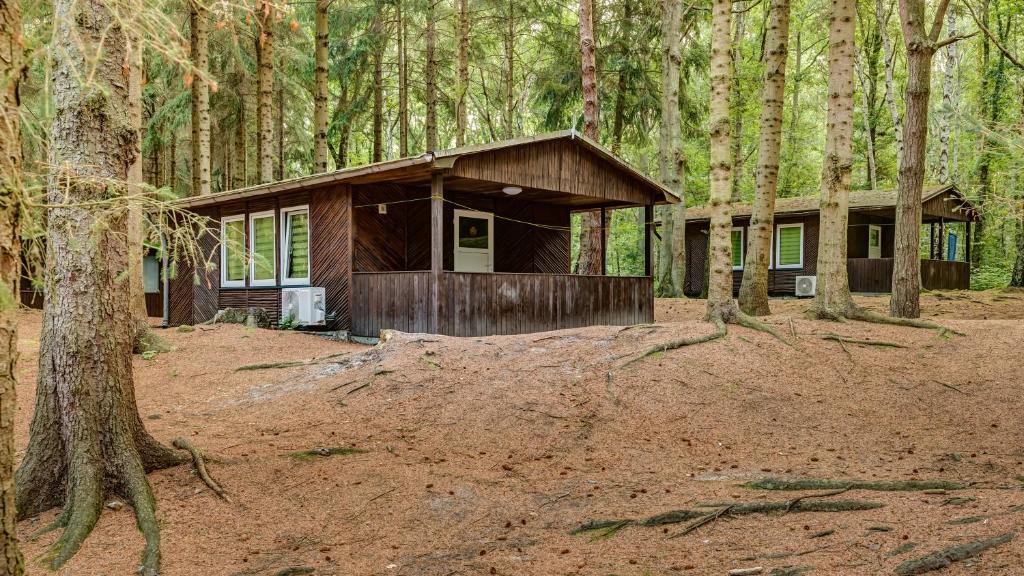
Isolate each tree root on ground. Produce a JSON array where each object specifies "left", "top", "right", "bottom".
[
  {"left": 894, "top": 532, "right": 1015, "bottom": 575},
  {"left": 571, "top": 498, "right": 883, "bottom": 539},
  {"left": 235, "top": 351, "right": 353, "bottom": 371},
  {"left": 289, "top": 446, "right": 367, "bottom": 461},
  {"left": 821, "top": 334, "right": 907, "bottom": 349},
  {"left": 743, "top": 477, "right": 967, "bottom": 492},
  {"left": 173, "top": 438, "right": 231, "bottom": 502},
  {"left": 618, "top": 318, "right": 728, "bottom": 369},
  {"left": 846, "top": 307, "right": 965, "bottom": 336}
]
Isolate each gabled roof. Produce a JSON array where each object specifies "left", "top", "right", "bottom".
[
  {"left": 685, "top": 184, "right": 978, "bottom": 221},
  {"left": 171, "top": 130, "right": 678, "bottom": 209}
]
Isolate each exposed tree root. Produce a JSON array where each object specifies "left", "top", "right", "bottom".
[
  {"left": 894, "top": 532, "right": 1015, "bottom": 575},
  {"left": 274, "top": 567, "right": 315, "bottom": 576},
  {"left": 571, "top": 498, "right": 883, "bottom": 538},
  {"left": 734, "top": 311, "right": 789, "bottom": 344},
  {"left": 742, "top": 477, "right": 967, "bottom": 492},
  {"left": 618, "top": 318, "right": 728, "bottom": 369},
  {"left": 821, "top": 334, "right": 907, "bottom": 349},
  {"left": 134, "top": 326, "right": 172, "bottom": 356},
  {"left": 173, "top": 438, "right": 231, "bottom": 503},
  {"left": 846, "top": 307, "right": 965, "bottom": 336},
  {"left": 235, "top": 351, "right": 353, "bottom": 371},
  {"left": 290, "top": 446, "right": 367, "bottom": 461}
]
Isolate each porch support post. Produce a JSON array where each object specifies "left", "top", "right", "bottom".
[
  {"left": 599, "top": 207, "right": 607, "bottom": 275},
  {"left": 939, "top": 218, "right": 945, "bottom": 261},
  {"left": 430, "top": 173, "right": 444, "bottom": 333},
  {"left": 643, "top": 203, "right": 653, "bottom": 277},
  {"left": 965, "top": 220, "right": 972, "bottom": 264},
  {"left": 929, "top": 222, "right": 935, "bottom": 260}
]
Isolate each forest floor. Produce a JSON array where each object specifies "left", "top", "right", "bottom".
[{"left": 12, "top": 288, "right": 1024, "bottom": 576}]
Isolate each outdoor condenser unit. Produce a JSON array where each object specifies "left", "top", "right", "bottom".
[
  {"left": 794, "top": 276, "right": 816, "bottom": 298},
  {"left": 281, "top": 287, "right": 327, "bottom": 326}
]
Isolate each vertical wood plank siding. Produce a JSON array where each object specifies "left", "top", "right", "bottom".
[
  {"left": 351, "top": 272, "right": 653, "bottom": 337},
  {"left": 846, "top": 258, "right": 969, "bottom": 292}
]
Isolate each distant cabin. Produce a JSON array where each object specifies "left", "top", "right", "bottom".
[
  {"left": 165, "top": 131, "right": 676, "bottom": 336},
  {"left": 682, "top": 185, "right": 980, "bottom": 296}
]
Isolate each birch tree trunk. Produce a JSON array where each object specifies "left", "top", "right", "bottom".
[
  {"left": 657, "top": 0, "right": 686, "bottom": 297},
  {"left": 190, "top": 0, "right": 211, "bottom": 195},
  {"left": 0, "top": 0, "right": 25, "bottom": 571},
  {"left": 738, "top": 0, "right": 790, "bottom": 316},
  {"left": 313, "top": 0, "right": 330, "bottom": 172},
  {"left": 854, "top": 52, "right": 878, "bottom": 189},
  {"left": 936, "top": 8, "right": 957, "bottom": 184},
  {"left": 398, "top": 0, "right": 409, "bottom": 156},
  {"left": 255, "top": 0, "right": 275, "bottom": 183},
  {"left": 877, "top": 0, "right": 904, "bottom": 172},
  {"left": 16, "top": 1, "right": 183, "bottom": 571},
  {"left": 811, "top": 0, "right": 856, "bottom": 319},
  {"left": 425, "top": 0, "right": 438, "bottom": 150},
  {"left": 576, "top": 0, "right": 603, "bottom": 276},
  {"left": 705, "top": 0, "right": 739, "bottom": 323},
  {"left": 456, "top": 0, "right": 469, "bottom": 146}
]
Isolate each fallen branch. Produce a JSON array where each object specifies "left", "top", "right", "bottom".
[
  {"left": 894, "top": 532, "right": 1015, "bottom": 575},
  {"left": 784, "top": 487, "right": 851, "bottom": 512},
  {"left": 172, "top": 438, "right": 231, "bottom": 502},
  {"left": 821, "top": 334, "right": 906, "bottom": 349},
  {"left": 669, "top": 505, "right": 733, "bottom": 538},
  {"left": 743, "top": 477, "right": 966, "bottom": 492}
]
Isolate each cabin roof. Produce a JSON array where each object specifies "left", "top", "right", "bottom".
[
  {"left": 684, "top": 184, "right": 979, "bottom": 222},
  {"left": 171, "top": 130, "right": 677, "bottom": 210}
]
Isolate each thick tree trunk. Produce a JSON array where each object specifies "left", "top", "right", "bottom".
[
  {"left": 313, "top": 0, "right": 330, "bottom": 172},
  {"left": 0, "top": 0, "right": 25, "bottom": 571},
  {"left": 15, "top": 1, "right": 183, "bottom": 572},
  {"left": 255, "top": 0, "right": 275, "bottom": 183},
  {"left": 276, "top": 58, "right": 284, "bottom": 180},
  {"left": 456, "top": 0, "right": 469, "bottom": 146},
  {"left": 936, "top": 9, "right": 957, "bottom": 184},
  {"left": 705, "top": 0, "right": 739, "bottom": 322},
  {"left": 730, "top": 2, "right": 747, "bottom": 202},
  {"left": 190, "top": 0, "right": 211, "bottom": 196},
  {"left": 877, "top": 0, "right": 904, "bottom": 172},
  {"left": 738, "top": 0, "right": 790, "bottom": 316},
  {"left": 657, "top": 0, "right": 686, "bottom": 297},
  {"left": 576, "top": 0, "right": 603, "bottom": 276},
  {"left": 811, "top": 0, "right": 856, "bottom": 319},
  {"left": 127, "top": 35, "right": 154, "bottom": 350},
  {"left": 425, "top": 0, "right": 438, "bottom": 150},
  {"left": 397, "top": 0, "right": 409, "bottom": 156}
]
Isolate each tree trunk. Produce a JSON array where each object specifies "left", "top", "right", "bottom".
[
  {"left": 891, "top": 0, "right": 948, "bottom": 318},
  {"left": 1012, "top": 204, "right": 1024, "bottom": 287},
  {"left": 372, "top": 42, "right": 383, "bottom": 162},
  {"left": 730, "top": 1, "right": 747, "bottom": 202},
  {"left": 127, "top": 34, "right": 155, "bottom": 351},
  {"left": 425, "top": 0, "right": 438, "bottom": 150},
  {"left": 781, "top": 27, "right": 801, "bottom": 194},
  {"left": 16, "top": 1, "right": 183, "bottom": 572},
  {"left": 313, "top": 0, "right": 330, "bottom": 172},
  {"left": 255, "top": 0, "right": 275, "bottom": 183},
  {"left": 169, "top": 129, "right": 177, "bottom": 193},
  {"left": 232, "top": 102, "right": 246, "bottom": 188},
  {"left": 811, "top": 0, "right": 856, "bottom": 319},
  {"left": 504, "top": 0, "right": 515, "bottom": 138},
  {"left": 657, "top": 0, "right": 686, "bottom": 297},
  {"left": 398, "top": 0, "right": 409, "bottom": 156},
  {"left": 738, "top": 0, "right": 790, "bottom": 316},
  {"left": 456, "top": 0, "right": 469, "bottom": 146},
  {"left": 190, "top": 0, "right": 211, "bottom": 196},
  {"left": 576, "top": 0, "right": 603, "bottom": 276},
  {"left": 877, "top": 0, "right": 904, "bottom": 172},
  {"left": 0, "top": 0, "right": 25, "bottom": 571},
  {"left": 276, "top": 57, "right": 284, "bottom": 180},
  {"left": 854, "top": 52, "right": 878, "bottom": 189},
  {"left": 705, "top": 0, "right": 739, "bottom": 323},
  {"left": 936, "top": 8, "right": 957, "bottom": 184}
]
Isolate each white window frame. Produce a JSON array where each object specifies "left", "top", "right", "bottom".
[
  {"left": 249, "top": 210, "right": 277, "bottom": 287},
  {"left": 280, "top": 205, "right": 311, "bottom": 286},
  {"left": 731, "top": 226, "right": 745, "bottom": 270},
  {"left": 221, "top": 215, "right": 246, "bottom": 288},
  {"left": 774, "top": 222, "right": 804, "bottom": 270},
  {"left": 868, "top": 224, "right": 882, "bottom": 259}
]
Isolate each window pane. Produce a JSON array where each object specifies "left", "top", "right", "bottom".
[
  {"left": 252, "top": 215, "right": 275, "bottom": 281},
  {"left": 869, "top": 228, "right": 880, "bottom": 248},
  {"left": 225, "top": 219, "right": 246, "bottom": 281},
  {"left": 458, "top": 217, "right": 489, "bottom": 249},
  {"left": 285, "top": 211, "right": 309, "bottom": 280},
  {"left": 731, "top": 230, "right": 742, "bottom": 268},
  {"left": 778, "top": 226, "right": 802, "bottom": 266}
]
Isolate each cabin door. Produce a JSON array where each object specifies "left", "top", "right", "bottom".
[
  {"left": 454, "top": 209, "right": 494, "bottom": 273},
  {"left": 868, "top": 225, "right": 882, "bottom": 259}
]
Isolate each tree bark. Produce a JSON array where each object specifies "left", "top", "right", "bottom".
[
  {"left": 16, "top": 1, "right": 183, "bottom": 572},
  {"left": 276, "top": 56, "right": 284, "bottom": 180},
  {"left": 397, "top": 0, "right": 409, "bottom": 156},
  {"left": 0, "top": 0, "right": 25, "bottom": 571},
  {"left": 313, "top": 0, "right": 330, "bottom": 172},
  {"left": 190, "top": 0, "right": 211, "bottom": 196},
  {"left": 425, "top": 0, "right": 438, "bottom": 150},
  {"left": 657, "top": 0, "right": 687, "bottom": 297},
  {"left": 255, "top": 0, "right": 275, "bottom": 183},
  {"left": 705, "top": 0, "right": 739, "bottom": 323},
  {"left": 504, "top": 0, "right": 515, "bottom": 138},
  {"left": 739, "top": 0, "right": 790, "bottom": 316},
  {"left": 127, "top": 33, "right": 155, "bottom": 351},
  {"left": 456, "top": 0, "right": 469, "bottom": 146},
  {"left": 1012, "top": 203, "right": 1024, "bottom": 287},
  {"left": 232, "top": 99, "right": 246, "bottom": 188},
  {"left": 811, "top": 0, "right": 856, "bottom": 319},
  {"left": 576, "top": 0, "right": 603, "bottom": 276},
  {"left": 877, "top": 0, "right": 904, "bottom": 173},
  {"left": 730, "top": 1, "right": 747, "bottom": 202},
  {"left": 854, "top": 52, "right": 878, "bottom": 189},
  {"left": 936, "top": 8, "right": 957, "bottom": 184},
  {"left": 372, "top": 35, "right": 383, "bottom": 163}
]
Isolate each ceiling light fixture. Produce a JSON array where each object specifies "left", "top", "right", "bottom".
[{"left": 502, "top": 186, "right": 523, "bottom": 196}]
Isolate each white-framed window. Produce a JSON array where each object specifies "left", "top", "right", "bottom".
[
  {"left": 731, "top": 227, "right": 744, "bottom": 270},
  {"left": 775, "top": 222, "right": 804, "bottom": 269},
  {"left": 868, "top": 224, "right": 882, "bottom": 259},
  {"left": 280, "top": 205, "right": 310, "bottom": 285},
  {"left": 249, "top": 210, "right": 277, "bottom": 286},
  {"left": 221, "top": 215, "right": 247, "bottom": 288}
]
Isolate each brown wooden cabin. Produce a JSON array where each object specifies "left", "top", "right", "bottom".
[
  {"left": 166, "top": 131, "right": 676, "bottom": 337},
  {"left": 682, "top": 185, "right": 979, "bottom": 296}
]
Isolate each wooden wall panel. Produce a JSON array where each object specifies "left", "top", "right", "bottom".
[
  {"left": 192, "top": 209, "right": 220, "bottom": 323},
  {"left": 310, "top": 185, "right": 352, "bottom": 330},
  {"left": 352, "top": 183, "right": 430, "bottom": 272},
  {"left": 218, "top": 289, "right": 283, "bottom": 325}
]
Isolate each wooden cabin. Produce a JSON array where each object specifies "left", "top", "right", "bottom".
[
  {"left": 682, "top": 185, "right": 980, "bottom": 296},
  {"left": 166, "top": 131, "right": 675, "bottom": 337}
]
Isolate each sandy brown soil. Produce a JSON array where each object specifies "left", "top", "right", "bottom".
[{"left": 12, "top": 289, "right": 1024, "bottom": 575}]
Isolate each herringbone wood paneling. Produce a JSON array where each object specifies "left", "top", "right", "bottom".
[{"left": 311, "top": 185, "right": 352, "bottom": 330}]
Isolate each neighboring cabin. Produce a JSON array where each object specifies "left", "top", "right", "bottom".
[
  {"left": 682, "top": 185, "right": 980, "bottom": 296},
  {"left": 165, "top": 131, "right": 675, "bottom": 337}
]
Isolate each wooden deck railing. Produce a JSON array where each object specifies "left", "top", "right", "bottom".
[
  {"left": 847, "top": 258, "right": 970, "bottom": 293},
  {"left": 352, "top": 271, "right": 654, "bottom": 337}
]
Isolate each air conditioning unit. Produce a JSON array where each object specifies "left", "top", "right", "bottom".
[
  {"left": 795, "top": 275, "right": 816, "bottom": 298},
  {"left": 281, "top": 287, "right": 326, "bottom": 326}
]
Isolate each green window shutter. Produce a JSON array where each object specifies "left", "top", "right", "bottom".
[
  {"left": 224, "top": 220, "right": 246, "bottom": 282},
  {"left": 285, "top": 211, "right": 309, "bottom": 280},
  {"left": 252, "top": 215, "right": 275, "bottom": 281},
  {"left": 778, "top": 226, "right": 802, "bottom": 266},
  {"left": 731, "top": 230, "right": 743, "bottom": 268}
]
